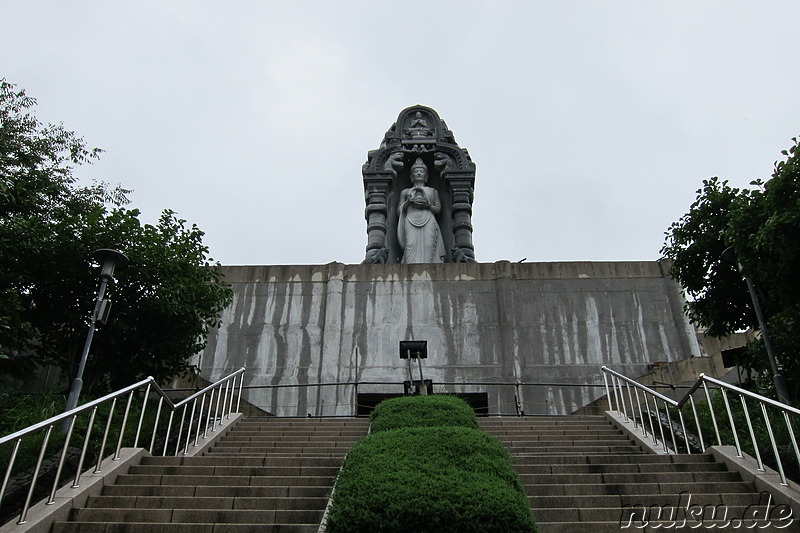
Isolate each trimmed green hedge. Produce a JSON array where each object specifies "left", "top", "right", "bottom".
[
  {"left": 369, "top": 394, "right": 480, "bottom": 433},
  {"left": 325, "top": 396, "right": 537, "bottom": 532}
]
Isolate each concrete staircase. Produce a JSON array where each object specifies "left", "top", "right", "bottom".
[
  {"left": 42, "top": 414, "right": 794, "bottom": 532},
  {"left": 50, "top": 417, "right": 370, "bottom": 532},
  {"left": 480, "top": 415, "right": 790, "bottom": 532}
]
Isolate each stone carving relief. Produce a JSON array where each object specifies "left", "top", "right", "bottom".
[{"left": 362, "top": 105, "right": 476, "bottom": 264}]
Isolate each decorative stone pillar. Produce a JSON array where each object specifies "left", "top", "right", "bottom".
[
  {"left": 446, "top": 173, "right": 476, "bottom": 262},
  {"left": 362, "top": 172, "right": 393, "bottom": 264}
]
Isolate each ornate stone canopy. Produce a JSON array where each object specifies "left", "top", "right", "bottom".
[{"left": 362, "top": 105, "right": 477, "bottom": 264}]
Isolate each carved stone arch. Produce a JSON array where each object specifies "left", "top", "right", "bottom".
[{"left": 362, "top": 105, "right": 476, "bottom": 264}]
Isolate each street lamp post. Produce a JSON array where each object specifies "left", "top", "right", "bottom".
[
  {"left": 62, "top": 249, "right": 129, "bottom": 425},
  {"left": 722, "top": 247, "right": 790, "bottom": 404}
]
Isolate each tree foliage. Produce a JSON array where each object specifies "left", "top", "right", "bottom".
[
  {"left": 0, "top": 79, "right": 232, "bottom": 394},
  {"left": 662, "top": 138, "right": 800, "bottom": 400}
]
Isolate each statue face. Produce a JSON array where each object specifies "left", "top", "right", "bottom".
[{"left": 411, "top": 167, "right": 427, "bottom": 183}]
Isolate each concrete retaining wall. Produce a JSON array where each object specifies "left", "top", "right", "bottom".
[{"left": 194, "top": 261, "right": 701, "bottom": 416}]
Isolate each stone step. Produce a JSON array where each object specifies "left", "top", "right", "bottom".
[
  {"left": 140, "top": 455, "right": 343, "bottom": 467},
  {"left": 522, "top": 480, "right": 755, "bottom": 497},
  {"left": 532, "top": 502, "right": 781, "bottom": 524},
  {"left": 86, "top": 494, "right": 328, "bottom": 511},
  {"left": 476, "top": 415, "right": 788, "bottom": 530},
  {"left": 479, "top": 416, "right": 611, "bottom": 425},
  {"left": 512, "top": 453, "right": 714, "bottom": 464},
  {"left": 235, "top": 419, "right": 369, "bottom": 428},
  {"left": 67, "top": 508, "right": 323, "bottom": 524},
  {"left": 514, "top": 461, "right": 728, "bottom": 474},
  {"left": 205, "top": 446, "right": 350, "bottom": 455},
  {"left": 53, "top": 523, "right": 319, "bottom": 533},
  {"left": 50, "top": 416, "right": 370, "bottom": 533},
  {"left": 502, "top": 445, "right": 643, "bottom": 454},
  {"left": 219, "top": 435, "right": 361, "bottom": 448},
  {"left": 115, "top": 474, "right": 335, "bottom": 487},
  {"left": 535, "top": 520, "right": 788, "bottom": 533},
  {"left": 493, "top": 437, "right": 633, "bottom": 445},
  {"left": 529, "top": 491, "right": 786, "bottom": 510},
  {"left": 488, "top": 426, "right": 622, "bottom": 437},
  {"left": 223, "top": 430, "right": 367, "bottom": 438},
  {"left": 519, "top": 470, "right": 743, "bottom": 486},
  {"left": 203, "top": 452, "right": 347, "bottom": 459},
  {"left": 101, "top": 484, "right": 330, "bottom": 498},
  {"left": 127, "top": 464, "right": 340, "bottom": 477}
]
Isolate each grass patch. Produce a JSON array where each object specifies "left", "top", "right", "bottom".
[{"left": 326, "top": 396, "right": 537, "bottom": 532}]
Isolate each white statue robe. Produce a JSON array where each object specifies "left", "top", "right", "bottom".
[{"left": 398, "top": 186, "right": 446, "bottom": 263}]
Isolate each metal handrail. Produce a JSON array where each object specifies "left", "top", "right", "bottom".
[
  {"left": 0, "top": 367, "right": 245, "bottom": 525},
  {"left": 228, "top": 379, "right": 620, "bottom": 417},
  {"left": 601, "top": 365, "right": 800, "bottom": 486}
]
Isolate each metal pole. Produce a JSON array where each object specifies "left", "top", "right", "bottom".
[
  {"left": 62, "top": 249, "right": 127, "bottom": 430},
  {"left": 63, "top": 276, "right": 109, "bottom": 426},
  {"left": 417, "top": 358, "right": 427, "bottom": 396},
  {"left": 743, "top": 275, "right": 790, "bottom": 404}
]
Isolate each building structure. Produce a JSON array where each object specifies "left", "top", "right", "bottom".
[{"left": 193, "top": 106, "right": 702, "bottom": 416}]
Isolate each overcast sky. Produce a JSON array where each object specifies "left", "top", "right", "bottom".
[{"left": 3, "top": 2, "right": 798, "bottom": 266}]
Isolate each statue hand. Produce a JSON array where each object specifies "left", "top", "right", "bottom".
[{"left": 411, "top": 198, "right": 430, "bottom": 208}]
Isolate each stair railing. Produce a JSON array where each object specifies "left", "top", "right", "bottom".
[
  {"left": 601, "top": 365, "right": 800, "bottom": 486},
  {"left": 0, "top": 367, "right": 245, "bottom": 525}
]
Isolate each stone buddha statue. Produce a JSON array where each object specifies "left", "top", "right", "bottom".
[{"left": 397, "top": 158, "right": 446, "bottom": 263}]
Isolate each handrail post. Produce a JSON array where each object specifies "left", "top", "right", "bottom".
[
  {"left": 689, "top": 396, "right": 706, "bottom": 452},
  {"left": 150, "top": 397, "right": 164, "bottom": 454},
  {"left": 114, "top": 391, "right": 135, "bottom": 460},
  {"left": 602, "top": 372, "right": 611, "bottom": 412},
  {"left": 134, "top": 382, "right": 152, "bottom": 448},
  {"left": 1, "top": 439, "right": 22, "bottom": 506},
  {"left": 761, "top": 402, "right": 788, "bottom": 486},
  {"left": 617, "top": 378, "right": 628, "bottom": 421},
  {"left": 174, "top": 405, "right": 187, "bottom": 456},
  {"left": 219, "top": 381, "right": 229, "bottom": 425},
  {"left": 740, "top": 395, "right": 764, "bottom": 471},
  {"left": 194, "top": 394, "right": 206, "bottom": 446},
  {"left": 18, "top": 425, "right": 53, "bottom": 524},
  {"left": 95, "top": 398, "right": 117, "bottom": 473},
  {"left": 643, "top": 393, "right": 658, "bottom": 445},
  {"left": 236, "top": 371, "right": 244, "bottom": 413},
  {"left": 211, "top": 387, "right": 225, "bottom": 433},
  {"left": 625, "top": 382, "right": 636, "bottom": 429},
  {"left": 721, "top": 389, "right": 743, "bottom": 458},
  {"left": 73, "top": 407, "right": 97, "bottom": 487},
  {"left": 634, "top": 388, "right": 647, "bottom": 437},
  {"left": 703, "top": 382, "right": 722, "bottom": 446},
  {"left": 184, "top": 399, "right": 197, "bottom": 455},
  {"left": 784, "top": 413, "right": 800, "bottom": 476},
  {"left": 48, "top": 415, "right": 76, "bottom": 504},
  {"left": 677, "top": 409, "right": 690, "bottom": 454},
  {"left": 663, "top": 400, "right": 676, "bottom": 454}
]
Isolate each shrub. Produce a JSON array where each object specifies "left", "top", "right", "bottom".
[
  {"left": 326, "top": 396, "right": 537, "bottom": 532},
  {"left": 369, "top": 394, "right": 479, "bottom": 433}
]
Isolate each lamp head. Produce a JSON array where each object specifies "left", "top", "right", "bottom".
[{"left": 94, "top": 248, "right": 129, "bottom": 282}]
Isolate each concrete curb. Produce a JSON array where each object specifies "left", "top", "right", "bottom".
[
  {"left": 0, "top": 447, "right": 147, "bottom": 533},
  {"left": 604, "top": 410, "right": 671, "bottom": 455},
  {"left": 607, "top": 410, "right": 800, "bottom": 523},
  {"left": 0, "top": 413, "right": 243, "bottom": 532},
  {"left": 708, "top": 445, "right": 800, "bottom": 520}
]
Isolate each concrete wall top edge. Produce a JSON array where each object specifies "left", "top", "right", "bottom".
[{"left": 217, "top": 260, "right": 667, "bottom": 283}]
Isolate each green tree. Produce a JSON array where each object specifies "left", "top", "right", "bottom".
[
  {"left": 0, "top": 79, "right": 232, "bottom": 394},
  {"left": 662, "top": 138, "right": 800, "bottom": 401}
]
